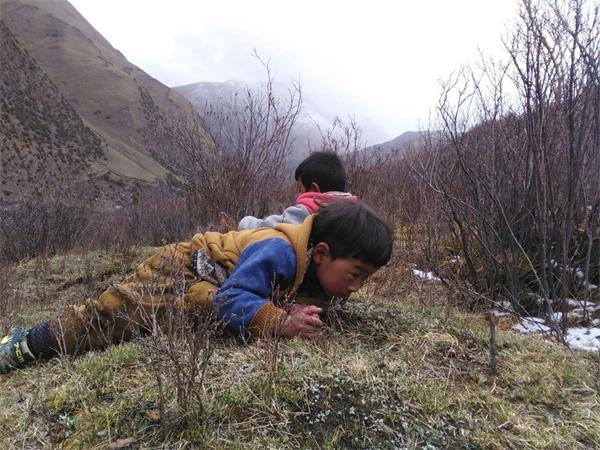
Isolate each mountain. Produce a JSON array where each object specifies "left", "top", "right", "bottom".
[
  {"left": 363, "top": 131, "right": 424, "bottom": 156},
  {"left": 174, "top": 80, "right": 320, "bottom": 165},
  {"left": 0, "top": 0, "right": 212, "bottom": 203},
  {"left": 174, "top": 80, "right": 389, "bottom": 165}
]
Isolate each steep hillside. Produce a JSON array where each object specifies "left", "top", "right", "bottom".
[
  {"left": 0, "top": 21, "right": 105, "bottom": 200},
  {"left": 0, "top": 0, "right": 213, "bottom": 203}
]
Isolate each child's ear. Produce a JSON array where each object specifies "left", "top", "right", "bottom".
[
  {"left": 310, "top": 182, "right": 321, "bottom": 193},
  {"left": 312, "top": 242, "right": 331, "bottom": 264}
]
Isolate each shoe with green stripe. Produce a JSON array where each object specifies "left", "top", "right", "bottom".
[{"left": 0, "top": 328, "right": 36, "bottom": 373}]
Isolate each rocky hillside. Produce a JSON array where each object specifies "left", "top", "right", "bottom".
[{"left": 0, "top": 0, "right": 213, "bottom": 204}]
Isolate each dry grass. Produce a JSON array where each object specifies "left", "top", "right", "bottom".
[{"left": 0, "top": 248, "right": 599, "bottom": 449}]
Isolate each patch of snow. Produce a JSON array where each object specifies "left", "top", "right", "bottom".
[
  {"left": 513, "top": 316, "right": 600, "bottom": 352},
  {"left": 567, "top": 298, "right": 585, "bottom": 307},
  {"left": 546, "top": 264, "right": 596, "bottom": 290},
  {"left": 491, "top": 300, "right": 513, "bottom": 318},
  {"left": 566, "top": 299, "right": 600, "bottom": 311},
  {"left": 549, "top": 312, "right": 567, "bottom": 323},
  {"left": 572, "top": 304, "right": 600, "bottom": 313},
  {"left": 500, "top": 301, "right": 513, "bottom": 310},
  {"left": 411, "top": 265, "right": 440, "bottom": 282},
  {"left": 513, "top": 317, "right": 551, "bottom": 334},
  {"left": 565, "top": 327, "right": 600, "bottom": 352},
  {"left": 550, "top": 304, "right": 600, "bottom": 321}
]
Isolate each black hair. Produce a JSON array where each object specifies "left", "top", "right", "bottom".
[
  {"left": 294, "top": 151, "right": 347, "bottom": 192},
  {"left": 310, "top": 200, "right": 393, "bottom": 268}
]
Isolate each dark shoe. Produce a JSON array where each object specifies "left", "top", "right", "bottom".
[{"left": 0, "top": 328, "right": 37, "bottom": 373}]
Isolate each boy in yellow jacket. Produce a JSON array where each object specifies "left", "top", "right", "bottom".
[{"left": 0, "top": 201, "right": 393, "bottom": 372}]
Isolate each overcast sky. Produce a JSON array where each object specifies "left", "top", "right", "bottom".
[{"left": 69, "top": 0, "right": 517, "bottom": 142}]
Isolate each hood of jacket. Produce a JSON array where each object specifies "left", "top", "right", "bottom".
[{"left": 295, "top": 191, "right": 357, "bottom": 214}]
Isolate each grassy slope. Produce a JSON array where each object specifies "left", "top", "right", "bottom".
[{"left": 0, "top": 248, "right": 599, "bottom": 449}]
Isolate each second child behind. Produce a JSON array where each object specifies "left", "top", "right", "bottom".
[{"left": 238, "top": 151, "right": 356, "bottom": 230}]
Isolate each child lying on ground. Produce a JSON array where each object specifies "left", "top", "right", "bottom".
[
  {"left": 0, "top": 201, "right": 393, "bottom": 373},
  {"left": 238, "top": 151, "right": 356, "bottom": 230}
]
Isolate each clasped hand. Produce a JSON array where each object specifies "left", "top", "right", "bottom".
[{"left": 279, "top": 304, "right": 323, "bottom": 340}]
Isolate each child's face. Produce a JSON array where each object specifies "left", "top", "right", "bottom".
[{"left": 312, "top": 243, "right": 377, "bottom": 298}]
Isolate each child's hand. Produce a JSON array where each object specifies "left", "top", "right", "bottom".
[{"left": 279, "top": 304, "right": 323, "bottom": 340}]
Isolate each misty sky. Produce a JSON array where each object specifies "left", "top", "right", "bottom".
[{"left": 69, "top": 0, "right": 517, "bottom": 143}]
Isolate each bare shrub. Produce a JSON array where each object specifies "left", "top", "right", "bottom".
[
  {"left": 46, "top": 246, "right": 223, "bottom": 436},
  {"left": 148, "top": 52, "right": 301, "bottom": 224},
  {"left": 0, "top": 186, "right": 205, "bottom": 263},
  {"left": 417, "top": 0, "right": 600, "bottom": 340},
  {"left": 311, "top": 115, "right": 437, "bottom": 228},
  {"left": 85, "top": 185, "right": 205, "bottom": 250},
  {"left": 128, "top": 260, "right": 223, "bottom": 436},
  {"left": 0, "top": 263, "right": 23, "bottom": 335},
  {"left": 140, "top": 303, "right": 221, "bottom": 436},
  {"left": 313, "top": 117, "right": 390, "bottom": 207},
  {"left": 0, "top": 195, "right": 94, "bottom": 262}
]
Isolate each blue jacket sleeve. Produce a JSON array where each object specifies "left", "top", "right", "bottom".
[{"left": 213, "top": 238, "right": 297, "bottom": 336}]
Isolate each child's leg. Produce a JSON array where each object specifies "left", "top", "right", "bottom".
[
  {"left": 50, "top": 279, "right": 218, "bottom": 355},
  {"left": 1, "top": 243, "right": 218, "bottom": 372},
  {"left": 49, "top": 242, "right": 218, "bottom": 355}
]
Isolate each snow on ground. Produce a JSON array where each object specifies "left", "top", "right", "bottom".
[
  {"left": 410, "top": 267, "right": 600, "bottom": 352},
  {"left": 488, "top": 298, "right": 600, "bottom": 352},
  {"left": 411, "top": 265, "right": 440, "bottom": 282},
  {"left": 564, "top": 327, "right": 600, "bottom": 351},
  {"left": 511, "top": 316, "right": 600, "bottom": 352},
  {"left": 567, "top": 298, "right": 600, "bottom": 309},
  {"left": 567, "top": 298, "right": 583, "bottom": 307},
  {"left": 492, "top": 300, "right": 513, "bottom": 318},
  {"left": 550, "top": 310, "right": 587, "bottom": 321},
  {"left": 512, "top": 317, "right": 552, "bottom": 334}
]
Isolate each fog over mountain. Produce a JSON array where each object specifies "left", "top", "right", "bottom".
[
  {"left": 175, "top": 80, "right": 392, "bottom": 164},
  {"left": 363, "top": 131, "right": 430, "bottom": 156},
  {"left": 66, "top": 0, "right": 516, "bottom": 144}
]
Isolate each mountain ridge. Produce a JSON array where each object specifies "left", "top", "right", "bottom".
[{"left": 0, "top": 0, "right": 213, "bottom": 203}]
